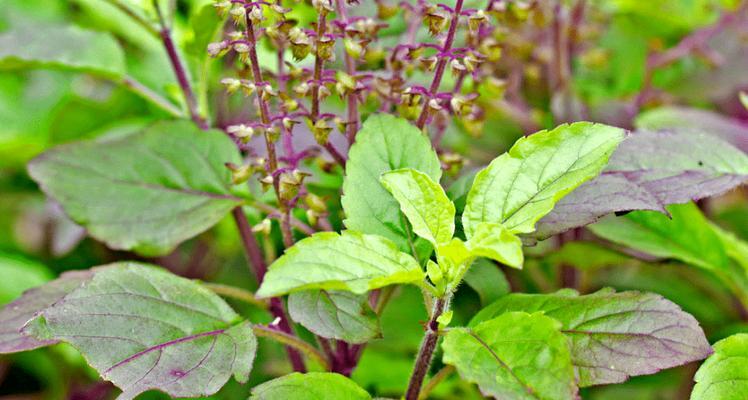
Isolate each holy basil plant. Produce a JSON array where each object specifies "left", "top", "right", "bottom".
[{"left": 1, "top": 112, "right": 727, "bottom": 400}]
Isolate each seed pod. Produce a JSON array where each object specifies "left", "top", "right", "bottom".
[
  {"left": 226, "top": 163, "right": 253, "bottom": 185},
  {"left": 468, "top": 10, "right": 487, "bottom": 32},
  {"left": 310, "top": 119, "right": 333, "bottom": 144},
  {"left": 305, "top": 193, "right": 327, "bottom": 214},
  {"left": 424, "top": 7, "right": 449, "bottom": 36},
  {"left": 289, "top": 28, "right": 312, "bottom": 60},
  {"left": 317, "top": 36, "right": 335, "bottom": 61},
  {"left": 344, "top": 38, "right": 363, "bottom": 59}
]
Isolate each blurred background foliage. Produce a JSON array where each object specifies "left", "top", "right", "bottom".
[{"left": 1, "top": 0, "right": 748, "bottom": 399}]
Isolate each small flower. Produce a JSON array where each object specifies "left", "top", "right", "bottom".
[
  {"left": 252, "top": 219, "right": 272, "bottom": 235},
  {"left": 227, "top": 124, "right": 255, "bottom": 143},
  {"left": 424, "top": 6, "right": 449, "bottom": 36},
  {"left": 248, "top": 5, "right": 264, "bottom": 23},
  {"left": 289, "top": 28, "right": 312, "bottom": 60},
  {"left": 317, "top": 36, "right": 335, "bottom": 61},
  {"left": 207, "top": 41, "right": 229, "bottom": 57},
  {"left": 230, "top": 4, "right": 246, "bottom": 26},
  {"left": 310, "top": 119, "right": 333, "bottom": 144},
  {"left": 344, "top": 38, "right": 363, "bottom": 59},
  {"left": 468, "top": 10, "right": 487, "bottom": 32},
  {"left": 225, "top": 162, "right": 253, "bottom": 185},
  {"left": 213, "top": 0, "right": 231, "bottom": 17},
  {"left": 220, "top": 78, "right": 242, "bottom": 93}
]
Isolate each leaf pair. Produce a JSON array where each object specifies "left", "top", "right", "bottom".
[
  {"left": 0, "top": 263, "right": 256, "bottom": 400},
  {"left": 442, "top": 289, "right": 712, "bottom": 399}
]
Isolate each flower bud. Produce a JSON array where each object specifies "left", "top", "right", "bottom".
[
  {"left": 335, "top": 71, "right": 356, "bottom": 96},
  {"left": 252, "top": 219, "right": 272, "bottom": 235},
  {"left": 220, "top": 78, "right": 242, "bottom": 93},
  {"left": 259, "top": 175, "right": 274, "bottom": 192},
  {"left": 428, "top": 98, "right": 442, "bottom": 111},
  {"left": 419, "top": 56, "right": 438, "bottom": 71},
  {"left": 230, "top": 4, "right": 246, "bottom": 26},
  {"left": 227, "top": 124, "right": 255, "bottom": 143},
  {"left": 266, "top": 125, "right": 281, "bottom": 142},
  {"left": 248, "top": 5, "right": 263, "bottom": 23},
  {"left": 233, "top": 42, "right": 251, "bottom": 63},
  {"left": 240, "top": 81, "right": 256, "bottom": 97},
  {"left": 306, "top": 209, "right": 319, "bottom": 227},
  {"left": 305, "top": 193, "right": 328, "bottom": 213},
  {"left": 294, "top": 82, "right": 310, "bottom": 97},
  {"left": 207, "top": 41, "right": 229, "bottom": 58},
  {"left": 213, "top": 0, "right": 231, "bottom": 17},
  {"left": 344, "top": 38, "right": 363, "bottom": 59},
  {"left": 377, "top": 1, "right": 398, "bottom": 19},
  {"left": 450, "top": 59, "right": 467, "bottom": 76}
]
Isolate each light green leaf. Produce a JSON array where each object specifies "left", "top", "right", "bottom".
[
  {"left": 256, "top": 231, "right": 424, "bottom": 298},
  {"left": 442, "top": 312, "right": 577, "bottom": 400},
  {"left": 24, "top": 262, "right": 256, "bottom": 400},
  {"left": 250, "top": 372, "right": 371, "bottom": 400},
  {"left": 288, "top": 290, "right": 380, "bottom": 344},
  {"left": 471, "top": 289, "right": 711, "bottom": 387},
  {"left": 465, "top": 222, "right": 524, "bottom": 269},
  {"left": 28, "top": 120, "right": 249, "bottom": 256},
  {"left": 589, "top": 203, "right": 730, "bottom": 271},
  {"left": 0, "top": 253, "right": 53, "bottom": 305},
  {"left": 692, "top": 334, "right": 748, "bottom": 400},
  {"left": 463, "top": 259, "right": 510, "bottom": 306},
  {"left": 380, "top": 168, "right": 455, "bottom": 246},
  {"left": 463, "top": 122, "right": 626, "bottom": 237},
  {"left": 0, "top": 24, "right": 126, "bottom": 79},
  {"left": 546, "top": 241, "right": 630, "bottom": 271},
  {"left": 342, "top": 114, "right": 442, "bottom": 257}
]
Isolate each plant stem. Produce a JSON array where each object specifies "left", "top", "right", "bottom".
[
  {"left": 203, "top": 282, "right": 268, "bottom": 309},
  {"left": 415, "top": 0, "right": 464, "bottom": 130},
  {"left": 334, "top": 0, "right": 360, "bottom": 144},
  {"left": 405, "top": 296, "right": 448, "bottom": 400},
  {"left": 153, "top": 3, "right": 207, "bottom": 129},
  {"left": 253, "top": 325, "right": 330, "bottom": 370},
  {"left": 252, "top": 202, "right": 316, "bottom": 236},
  {"left": 418, "top": 365, "right": 455, "bottom": 399}
]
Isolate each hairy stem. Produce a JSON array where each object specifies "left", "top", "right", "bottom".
[
  {"left": 415, "top": 0, "right": 465, "bottom": 130},
  {"left": 405, "top": 296, "right": 448, "bottom": 400},
  {"left": 203, "top": 282, "right": 268, "bottom": 309},
  {"left": 418, "top": 365, "right": 455, "bottom": 399}
]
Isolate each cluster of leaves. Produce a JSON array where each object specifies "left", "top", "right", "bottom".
[{"left": 1, "top": 0, "right": 748, "bottom": 400}]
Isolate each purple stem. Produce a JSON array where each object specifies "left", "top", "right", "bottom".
[
  {"left": 415, "top": 0, "right": 465, "bottom": 130},
  {"left": 405, "top": 297, "right": 448, "bottom": 400}
]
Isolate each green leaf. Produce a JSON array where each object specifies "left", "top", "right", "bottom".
[
  {"left": 442, "top": 312, "right": 577, "bottom": 400},
  {"left": 471, "top": 289, "right": 712, "bottom": 387},
  {"left": 589, "top": 203, "right": 730, "bottom": 271},
  {"left": 342, "top": 114, "right": 442, "bottom": 257},
  {"left": 250, "top": 372, "right": 371, "bottom": 400},
  {"left": 28, "top": 120, "right": 249, "bottom": 256},
  {"left": 288, "top": 290, "right": 380, "bottom": 344},
  {"left": 24, "top": 262, "right": 256, "bottom": 400},
  {"left": 462, "top": 122, "right": 626, "bottom": 237},
  {"left": 692, "top": 333, "right": 748, "bottom": 400},
  {"left": 0, "top": 24, "right": 126, "bottom": 79},
  {"left": 256, "top": 231, "right": 424, "bottom": 298},
  {"left": 380, "top": 168, "right": 455, "bottom": 247},
  {"left": 465, "top": 222, "right": 524, "bottom": 269},
  {"left": 462, "top": 259, "right": 510, "bottom": 306},
  {"left": 0, "top": 253, "right": 53, "bottom": 305},
  {"left": 0, "top": 270, "right": 91, "bottom": 354}
]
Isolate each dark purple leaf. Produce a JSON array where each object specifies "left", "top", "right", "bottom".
[
  {"left": 0, "top": 269, "right": 91, "bottom": 353},
  {"left": 470, "top": 288, "right": 713, "bottom": 387},
  {"left": 533, "top": 130, "right": 748, "bottom": 239}
]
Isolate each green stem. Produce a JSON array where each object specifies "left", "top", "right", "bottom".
[
  {"left": 253, "top": 325, "right": 330, "bottom": 370},
  {"left": 202, "top": 283, "right": 268, "bottom": 310},
  {"left": 120, "top": 76, "right": 183, "bottom": 117}
]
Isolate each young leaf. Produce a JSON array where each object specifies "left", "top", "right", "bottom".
[
  {"left": 442, "top": 312, "right": 577, "bottom": 400},
  {"left": 380, "top": 168, "right": 455, "bottom": 247},
  {"left": 465, "top": 222, "right": 524, "bottom": 269},
  {"left": 23, "top": 262, "right": 256, "bottom": 400},
  {"left": 250, "top": 372, "right": 371, "bottom": 399},
  {"left": 0, "top": 270, "right": 91, "bottom": 354},
  {"left": 535, "top": 130, "right": 748, "bottom": 239},
  {"left": 342, "top": 114, "right": 442, "bottom": 256},
  {"left": 692, "top": 334, "right": 748, "bottom": 400},
  {"left": 471, "top": 288, "right": 712, "bottom": 387},
  {"left": 636, "top": 106, "right": 748, "bottom": 153},
  {"left": 28, "top": 120, "right": 249, "bottom": 256},
  {"left": 0, "top": 24, "right": 126, "bottom": 79},
  {"left": 462, "top": 259, "right": 510, "bottom": 306},
  {"left": 288, "top": 290, "right": 380, "bottom": 344},
  {"left": 588, "top": 203, "right": 730, "bottom": 271},
  {"left": 462, "top": 122, "right": 625, "bottom": 237},
  {"left": 256, "top": 231, "right": 424, "bottom": 298}
]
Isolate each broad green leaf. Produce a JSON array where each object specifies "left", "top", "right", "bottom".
[
  {"left": 465, "top": 222, "right": 524, "bottom": 269},
  {"left": 250, "top": 372, "right": 371, "bottom": 400},
  {"left": 589, "top": 203, "right": 730, "bottom": 271},
  {"left": 0, "top": 270, "right": 91, "bottom": 354},
  {"left": 692, "top": 334, "right": 748, "bottom": 400},
  {"left": 28, "top": 120, "right": 249, "bottom": 256},
  {"left": 443, "top": 312, "right": 577, "bottom": 400},
  {"left": 471, "top": 289, "right": 712, "bottom": 387},
  {"left": 380, "top": 168, "right": 455, "bottom": 246},
  {"left": 288, "top": 290, "right": 380, "bottom": 344},
  {"left": 0, "top": 24, "right": 126, "bottom": 79},
  {"left": 24, "top": 262, "right": 256, "bottom": 400},
  {"left": 256, "top": 231, "right": 424, "bottom": 298},
  {"left": 463, "top": 122, "right": 625, "bottom": 237},
  {"left": 463, "top": 259, "right": 510, "bottom": 306},
  {"left": 342, "top": 114, "right": 442, "bottom": 257},
  {"left": 0, "top": 253, "right": 53, "bottom": 305}
]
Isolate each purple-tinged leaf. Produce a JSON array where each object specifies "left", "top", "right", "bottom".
[
  {"left": 0, "top": 269, "right": 91, "bottom": 353},
  {"left": 23, "top": 262, "right": 256, "bottom": 400},
  {"left": 470, "top": 288, "right": 712, "bottom": 387},
  {"left": 636, "top": 106, "right": 748, "bottom": 153},
  {"left": 534, "top": 130, "right": 748, "bottom": 239}
]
